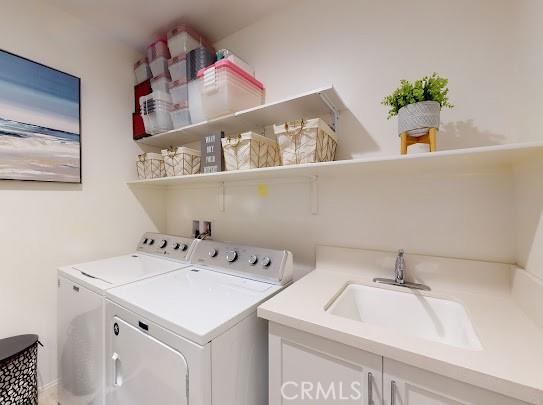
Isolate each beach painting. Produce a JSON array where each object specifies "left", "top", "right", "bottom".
[{"left": 0, "top": 50, "right": 81, "bottom": 183}]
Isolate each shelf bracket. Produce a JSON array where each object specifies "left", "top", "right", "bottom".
[
  {"left": 318, "top": 91, "right": 340, "bottom": 132},
  {"left": 218, "top": 182, "right": 225, "bottom": 212},
  {"left": 311, "top": 176, "right": 319, "bottom": 215}
]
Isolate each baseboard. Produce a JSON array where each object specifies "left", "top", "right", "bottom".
[
  {"left": 511, "top": 266, "right": 543, "bottom": 328},
  {"left": 39, "top": 379, "right": 57, "bottom": 396}
]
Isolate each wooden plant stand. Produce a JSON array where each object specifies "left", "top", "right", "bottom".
[{"left": 400, "top": 127, "right": 437, "bottom": 155}]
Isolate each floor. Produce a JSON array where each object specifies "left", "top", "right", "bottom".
[{"left": 39, "top": 386, "right": 57, "bottom": 405}]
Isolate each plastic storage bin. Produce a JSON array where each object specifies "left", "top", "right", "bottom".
[
  {"left": 147, "top": 38, "right": 170, "bottom": 65},
  {"left": 198, "top": 60, "right": 264, "bottom": 120},
  {"left": 169, "top": 80, "right": 188, "bottom": 106},
  {"left": 150, "top": 73, "right": 171, "bottom": 94},
  {"left": 273, "top": 118, "right": 337, "bottom": 165},
  {"left": 222, "top": 132, "right": 280, "bottom": 171},
  {"left": 216, "top": 49, "right": 255, "bottom": 76},
  {"left": 168, "top": 54, "right": 187, "bottom": 82},
  {"left": 161, "top": 147, "right": 200, "bottom": 176},
  {"left": 136, "top": 153, "right": 165, "bottom": 179},
  {"left": 134, "top": 57, "right": 152, "bottom": 84},
  {"left": 187, "top": 46, "right": 216, "bottom": 81},
  {"left": 170, "top": 104, "right": 190, "bottom": 128},
  {"left": 188, "top": 80, "right": 205, "bottom": 124},
  {"left": 167, "top": 25, "right": 209, "bottom": 56},
  {"left": 140, "top": 91, "right": 173, "bottom": 135}
]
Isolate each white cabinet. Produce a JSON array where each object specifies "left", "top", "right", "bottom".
[
  {"left": 269, "top": 323, "right": 531, "bottom": 405},
  {"left": 269, "top": 323, "right": 383, "bottom": 404},
  {"left": 382, "top": 358, "right": 530, "bottom": 405}
]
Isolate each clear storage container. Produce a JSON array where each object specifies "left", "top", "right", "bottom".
[
  {"left": 136, "top": 153, "right": 165, "bottom": 179},
  {"left": 167, "top": 25, "right": 209, "bottom": 56},
  {"left": 198, "top": 60, "right": 264, "bottom": 120},
  {"left": 161, "top": 147, "right": 200, "bottom": 176},
  {"left": 134, "top": 57, "right": 152, "bottom": 84},
  {"left": 188, "top": 79, "right": 205, "bottom": 124},
  {"left": 222, "top": 132, "right": 280, "bottom": 171},
  {"left": 147, "top": 38, "right": 170, "bottom": 65},
  {"left": 140, "top": 91, "right": 173, "bottom": 135},
  {"left": 150, "top": 73, "right": 171, "bottom": 94},
  {"left": 216, "top": 49, "right": 255, "bottom": 76},
  {"left": 168, "top": 54, "right": 187, "bottom": 82},
  {"left": 170, "top": 104, "right": 191, "bottom": 129},
  {"left": 273, "top": 118, "right": 337, "bottom": 165},
  {"left": 169, "top": 79, "right": 188, "bottom": 106}
]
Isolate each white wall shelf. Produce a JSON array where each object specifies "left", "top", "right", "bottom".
[
  {"left": 127, "top": 142, "right": 543, "bottom": 188},
  {"left": 136, "top": 86, "right": 346, "bottom": 148}
]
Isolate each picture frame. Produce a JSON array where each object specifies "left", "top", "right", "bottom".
[{"left": 0, "top": 49, "right": 81, "bottom": 183}]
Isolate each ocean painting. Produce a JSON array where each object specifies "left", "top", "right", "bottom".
[{"left": 0, "top": 50, "right": 80, "bottom": 183}]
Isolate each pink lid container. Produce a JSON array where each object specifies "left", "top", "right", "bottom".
[
  {"left": 197, "top": 59, "right": 264, "bottom": 90},
  {"left": 147, "top": 37, "right": 171, "bottom": 61},
  {"left": 134, "top": 57, "right": 148, "bottom": 69},
  {"left": 151, "top": 72, "right": 171, "bottom": 82}
]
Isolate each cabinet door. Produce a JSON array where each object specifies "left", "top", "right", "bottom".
[
  {"left": 383, "top": 358, "right": 531, "bottom": 405},
  {"left": 269, "top": 323, "right": 383, "bottom": 405}
]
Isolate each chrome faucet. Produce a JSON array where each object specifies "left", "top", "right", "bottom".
[{"left": 373, "top": 250, "right": 430, "bottom": 291}]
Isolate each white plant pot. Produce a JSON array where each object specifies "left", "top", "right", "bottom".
[{"left": 398, "top": 100, "right": 440, "bottom": 136}]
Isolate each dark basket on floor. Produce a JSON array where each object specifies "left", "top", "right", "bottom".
[{"left": 0, "top": 335, "right": 40, "bottom": 405}]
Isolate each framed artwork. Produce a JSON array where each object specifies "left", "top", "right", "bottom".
[{"left": 0, "top": 49, "right": 81, "bottom": 183}]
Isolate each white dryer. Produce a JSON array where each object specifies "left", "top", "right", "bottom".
[
  {"left": 57, "top": 232, "right": 197, "bottom": 405},
  {"left": 105, "top": 239, "right": 293, "bottom": 405}
]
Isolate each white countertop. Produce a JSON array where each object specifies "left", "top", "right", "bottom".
[{"left": 257, "top": 246, "right": 543, "bottom": 404}]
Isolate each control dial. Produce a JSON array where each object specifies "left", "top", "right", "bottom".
[
  {"left": 148, "top": 239, "right": 155, "bottom": 245},
  {"left": 248, "top": 255, "right": 258, "bottom": 265},
  {"left": 174, "top": 243, "right": 188, "bottom": 251},
  {"left": 261, "top": 256, "right": 272, "bottom": 267},
  {"left": 209, "top": 248, "right": 218, "bottom": 257},
  {"left": 225, "top": 250, "right": 238, "bottom": 263},
  {"left": 159, "top": 240, "right": 168, "bottom": 249}
]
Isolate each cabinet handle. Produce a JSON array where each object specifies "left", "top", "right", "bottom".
[
  {"left": 367, "top": 372, "right": 373, "bottom": 405},
  {"left": 112, "top": 352, "right": 122, "bottom": 387},
  {"left": 391, "top": 380, "right": 397, "bottom": 405}
]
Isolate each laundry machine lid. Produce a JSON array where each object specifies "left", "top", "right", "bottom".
[
  {"left": 106, "top": 266, "right": 282, "bottom": 345},
  {"left": 59, "top": 254, "right": 188, "bottom": 293}
]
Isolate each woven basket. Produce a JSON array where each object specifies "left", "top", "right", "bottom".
[
  {"left": 136, "top": 153, "right": 165, "bottom": 179},
  {"left": 274, "top": 118, "right": 337, "bottom": 165},
  {"left": 222, "top": 132, "right": 280, "bottom": 171},
  {"left": 162, "top": 147, "right": 201, "bottom": 176}
]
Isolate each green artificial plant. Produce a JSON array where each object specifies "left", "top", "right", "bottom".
[{"left": 382, "top": 73, "right": 454, "bottom": 119}]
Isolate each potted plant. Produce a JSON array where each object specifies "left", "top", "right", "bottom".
[{"left": 382, "top": 73, "right": 453, "bottom": 152}]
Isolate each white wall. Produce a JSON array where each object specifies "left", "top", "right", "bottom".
[
  {"left": 0, "top": 0, "right": 163, "bottom": 388},
  {"left": 166, "top": 0, "right": 522, "bottom": 270}
]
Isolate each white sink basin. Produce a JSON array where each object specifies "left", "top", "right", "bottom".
[{"left": 327, "top": 284, "right": 482, "bottom": 350}]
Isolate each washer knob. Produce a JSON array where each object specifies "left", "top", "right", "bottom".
[
  {"left": 262, "top": 256, "right": 272, "bottom": 267},
  {"left": 174, "top": 243, "right": 187, "bottom": 251},
  {"left": 180, "top": 243, "right": 188, "bottom": 251},
  {"left": 143, "top": 238, "right": 149, "bottom": 244},
  {"left": 159, "top": 240, "right": 168, "bottom": 249},
  {"left": 225, "top": 250, "right": 238, "bottom": 262},
  {"left": 209, "top": 248, "right": 218, "bottom": 257},
  {"left": 148, "top": 239, "right": 155, "bottom": 245},
  {"left": 248, "top": 255, "right": 258, "bottom": 265}
]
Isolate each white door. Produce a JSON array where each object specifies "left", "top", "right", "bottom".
[
  {"left": 269, "top": 323, "right": 383, "bottom": 405},
  {"left": 383, "top": 358, "right": 530, "bottom": 405},
  {"left": 106, "top": 316, "right": 188, "bottom": 405}
]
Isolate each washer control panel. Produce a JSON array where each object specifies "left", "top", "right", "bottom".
[
  {"left": 137, "top": 232, "right": 195, "bottom": 261},
  {"left": 190, "top": 239, "right": 293, "bottom": 285}
]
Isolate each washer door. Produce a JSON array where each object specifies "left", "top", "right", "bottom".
[{"left": 107, "top": 317, "right": 188, "bottom": 405}]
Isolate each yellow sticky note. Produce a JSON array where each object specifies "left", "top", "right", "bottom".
[{"left": 257, "top": 184, "right": 268, "bottom": 197}]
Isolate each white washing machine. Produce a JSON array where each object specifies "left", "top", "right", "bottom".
[
  {"left": 104, "top": 239, "right": 293, "bottom": 405},
  {"left": 57, "top": 232, "right": 198, "bottom": 405}
]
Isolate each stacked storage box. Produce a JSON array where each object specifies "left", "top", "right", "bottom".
[
  {"left": 132, "top": 78, "right": 152, "bottom": 139},
  {"left": 162, "top": 147, "right": 201, "bottom": 176},
  {"left": 140, "top": 91, "right": 173, "bottom": 135},
  {"left": 198, "top": 59, "right": 264, "bottom": 120},
  {"left": 222, "top": 132, "right": 280, "bottom": 171},
  {"left": 136, "top": 153, "right": 165, "bottom": 179}
]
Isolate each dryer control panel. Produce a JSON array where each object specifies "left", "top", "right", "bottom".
[
  {"left": 137, "top": 232, "right": 197, "bottom": 262},
  {"left": 189, "top": 239, "right": 293, "bottom": 285}
]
